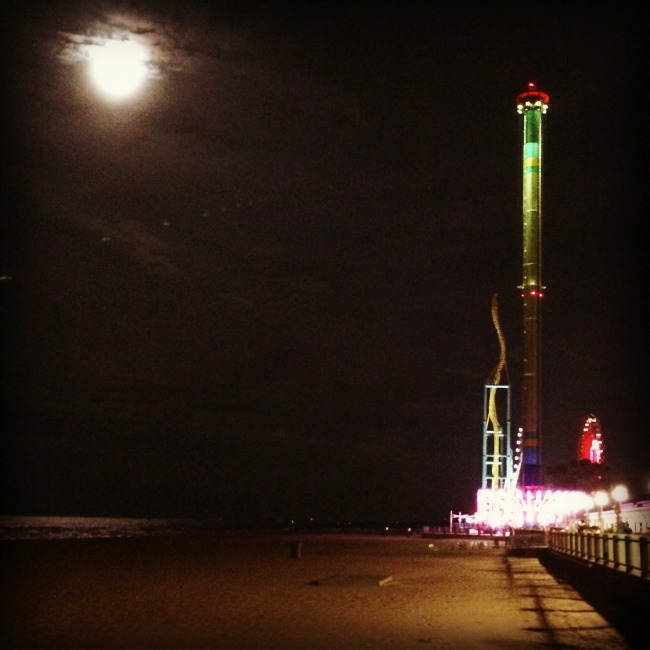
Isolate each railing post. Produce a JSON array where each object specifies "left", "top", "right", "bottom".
[
  {"left": 613, "top": 533, "right": 621, "bottom": 571},
  {"left": 602, "top": 533, "right": 610, "bottom": 566},
  {"left": 571, "top": 531, "right": 577, "bottom": 556},
  {"left": 624, "top": 535, "right": 632, "bottom": 574},
  {"left": 640, "top": 536, "right": 649, "bottom": 580},
  {"left": 578, "top": 531, "right": 583, "bottom": 557}
]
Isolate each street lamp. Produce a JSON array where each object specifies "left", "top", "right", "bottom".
[
  {"left": 611, "top": 484, "right": 629, "bottom": 532},
  {"left": 593, "top": 490, "right": 609, "bottom": 531}
]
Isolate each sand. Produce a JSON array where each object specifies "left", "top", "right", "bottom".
[{"left": 0, "top": 533, "right": 629, "bottom": 649}]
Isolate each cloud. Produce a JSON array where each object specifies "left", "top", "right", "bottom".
[{"left": 49, "top": 0, "right": 269, "bottom": 83}]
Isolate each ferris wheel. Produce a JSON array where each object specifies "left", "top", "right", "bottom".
[{"left": 577, "top": 414, "right": 604, "bottom": 464}]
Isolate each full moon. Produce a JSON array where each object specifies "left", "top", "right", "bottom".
[{"left": 88, "top": 40, "right": 149, "bottom": 100}]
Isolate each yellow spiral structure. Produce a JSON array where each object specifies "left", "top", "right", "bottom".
[{"left": 487, "top": 294, "right": 507, "bottom": 485}]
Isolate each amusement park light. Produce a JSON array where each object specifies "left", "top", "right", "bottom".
[
  {"left": 611, "top": 485, "right": 629, "bottom": 532},
  {"left": 593, "top": 490, "right": 609, "bottom": 530},
  {"left": 475, "top": 487, "right": 593, "bottom": 530},
  {"left": 611, "top": 484, "right": 629, "bottom": 504},
  {"left": 594, "top": 491, "right": 609, "bottom": 508}
]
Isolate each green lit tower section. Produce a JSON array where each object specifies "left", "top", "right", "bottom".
[{"left": 516, "top": 82, "right": 549, "bottom": 487}]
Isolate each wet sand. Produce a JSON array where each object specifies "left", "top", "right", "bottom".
[{"left": 0, "top": 533, "right": 629, "bottom": 649}]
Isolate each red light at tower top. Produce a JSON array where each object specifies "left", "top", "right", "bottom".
[{"left": 517, "top": 82, "right": 550, "bottom": 107}]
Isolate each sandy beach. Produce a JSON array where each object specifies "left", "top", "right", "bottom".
[{"left": 0, "top": 533, "right": 629, "bottom": 649}]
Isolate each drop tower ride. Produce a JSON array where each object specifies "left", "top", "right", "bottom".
[{"left": 517, "top": 82, "right": 549, "bottom": 487}]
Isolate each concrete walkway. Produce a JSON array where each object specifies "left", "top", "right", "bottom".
[{"left": 503, "top": 551, "right": 629, "bottom": 649}]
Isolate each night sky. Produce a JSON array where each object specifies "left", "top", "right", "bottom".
[{"left": 1, "top": 1, "right": 647, "bottom": 523}]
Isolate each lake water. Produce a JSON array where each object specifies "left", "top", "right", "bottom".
[{"left": 0, "top": 515, "right": 226, "bottom": 540}]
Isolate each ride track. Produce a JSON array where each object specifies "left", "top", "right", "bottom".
[{"left": 486, "top": 293, "right": 508, "bottom": 485}]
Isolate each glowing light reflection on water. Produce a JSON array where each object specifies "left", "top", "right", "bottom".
[{"left": 0, "top": 516, "right": 223, "bottom": 540}]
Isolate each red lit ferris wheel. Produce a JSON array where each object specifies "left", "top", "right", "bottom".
[{"left": 578, "top": 414, "right": 604, "bottom": 464}]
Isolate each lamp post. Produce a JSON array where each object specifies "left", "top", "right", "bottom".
[
  {"left": 594, "top": 490, "right": 609, "bottom": 531},
  {"left": 611, "top": 484, "right": 629, "bottom": 532}
]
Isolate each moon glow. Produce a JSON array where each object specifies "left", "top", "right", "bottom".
[{"left": 88, "top": 40, "right": 149, "bottom": 100}]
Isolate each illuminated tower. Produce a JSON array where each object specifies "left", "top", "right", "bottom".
[{"left": 516, "top": 83, "right": 549, "bottom": 487}]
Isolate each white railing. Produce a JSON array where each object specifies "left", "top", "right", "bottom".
[{"left": 547, "top": 530, "right": 650, "bottom": 580}]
